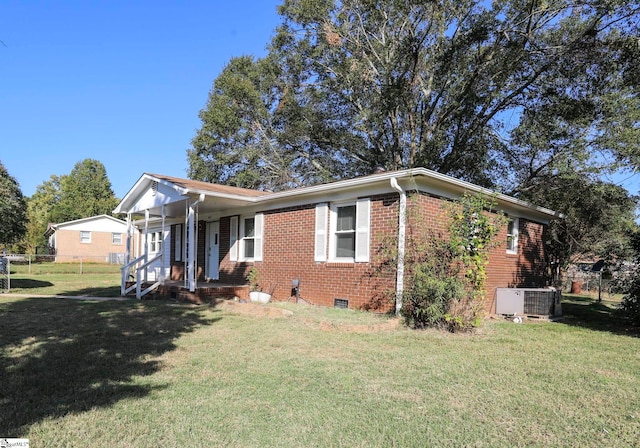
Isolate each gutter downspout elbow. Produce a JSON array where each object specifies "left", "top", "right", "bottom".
[{"left": 390, "top": 177, "right": 406, "bottom": 316}]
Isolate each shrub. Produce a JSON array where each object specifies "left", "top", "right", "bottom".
[
  {"left": 401, "top": 265, "right": 465, "bottom": 329},
  {"left": 619, "top": 266, "right": 640, "bottom": 326}
]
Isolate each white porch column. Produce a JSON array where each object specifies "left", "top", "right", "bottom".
[
  {"left": 160, "top": 204, "right": 166, "bottom": 284},
  {"left": 187, "top": 194, "right": 205, "bottom": 292},
  {"left": 144, "top": 209, "right": 149, "bottom": 284},
  {"left": 125, "top": 213, "right": 132, "bottom": 265}
]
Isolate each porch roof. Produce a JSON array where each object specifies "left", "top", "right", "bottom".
[{"left": 113, "top": 173, "right": 269, "bottom": 217}]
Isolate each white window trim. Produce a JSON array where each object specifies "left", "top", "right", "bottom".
[
  {"left": 229, "top": 216, "right": 239, "bottom": 262},
  {"left": 112, "top": 233, "right": 122, "bottom": 245},
  {"left": 149, "top": 231, "right": 163, "bottom": 254},
  {"left": 314, "top": 203, "right": 328, "bottom": 262},
  {"left": 507, "top": 217, "right": 519, "bottom": 255},
  {"left": 328, "top": 198, "right": 370, "bottom": 263},
  {"left": 236, "top": 213, "right": 264, "bottom": 262},
  {"left": 80, "top": 231, "right": 91, "bottom": 244}
]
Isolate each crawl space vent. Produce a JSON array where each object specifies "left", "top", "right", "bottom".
[{"left": 334, "top": 298, "right": 349, "bottom": 309}]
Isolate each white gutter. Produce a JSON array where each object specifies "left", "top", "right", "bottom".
[
  {"left": 188, "top": 194, "right": 205, "bottom": 292},
  {"left": 390, "top": 177, "right": 406, "bottom": 316}
]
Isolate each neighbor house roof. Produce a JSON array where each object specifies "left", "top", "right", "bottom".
[{"left": 44, "top": 214, "right": 127, "bottom": 238}]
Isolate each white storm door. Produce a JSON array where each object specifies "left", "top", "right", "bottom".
[{"left": 207, "top": 222, "right": 220, "bottom": 280}]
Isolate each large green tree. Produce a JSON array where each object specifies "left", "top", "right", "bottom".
[
  {"left": 49, "top": 159, "right": 119, "bottom": 223},
  {"left": 0, "top": 161, "right": 27, "bottom": 247},
  {"left": 188, "top": 55, "right": 360, "bottom": 190},
  {"left": 189, "top": 0, "right": 639, "bottom": 191},
  {"left": 24, "top": 175, "right": 61, "bottom": 252}
]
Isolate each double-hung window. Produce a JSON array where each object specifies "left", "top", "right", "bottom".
[
  {"left": 315, "top": 198, "right": 370, "bottom": 263},
  {"left": 335, "top": 205, "right": 356, "bottom": 259},
  {"left": 149, "top": 231, "right": 163, "bottom": 253},
  {"left": 112, "top": 233, "right": 122, "bottom": 245},
  {"left": 242, "top": 217, "right": 256, "bottom": 259},
  {"left": 230, "top": 214, "right": 263, "bottom": 262},
  {"left": 506, "top": 218, "right": 519, "bottom": 254},
  {"left": 80, "top": 231, "right": 91, "bottom": 244}
]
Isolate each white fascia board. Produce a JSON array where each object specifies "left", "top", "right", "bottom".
[
  {"left": 114, "top": 173, "right": 191, "bottom": 214},
  {"left": 252, "top": 167, "right": 560, "bottom": 221},
  {"left": 54, "top": 214, "right": 127, "bottom": 229}
]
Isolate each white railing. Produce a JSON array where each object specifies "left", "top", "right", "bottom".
[{"left": 121, "top": 253, "right": 162, "bottom": 299}]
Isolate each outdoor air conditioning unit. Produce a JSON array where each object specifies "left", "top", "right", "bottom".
[{"left": 496, "top": 288, "right": 562, "bottom": 317}]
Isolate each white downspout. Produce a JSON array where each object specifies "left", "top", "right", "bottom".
[
  {"left": 188, "top": 194, "right": 205, "bottom": 292},
  {"left": 390, "top": 177, "right": 406, "bottom": 316}
]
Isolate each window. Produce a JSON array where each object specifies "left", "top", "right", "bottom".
[
  {"left": 243, "top": 217, "right": 256, "bottom": 259},
  {"left": 112, "top": 233, "right": 122, "bottom": 245},
  {"left": 335, "top": 205, "right": 356, "bottom": 258},
  {"left": 149, "top": 231, "right": 163, "bottom": 253},
  {"left": 320, "top": 198, "right": 370, "bottom": 263},
  {"left": 231, "top": 214, "right": 263, "bottom": 262},
  {"left": 80, "top": 231, "right": 91, "bottom": 244},
  {"left": 174, "top": 224, "right": 183, "bottom": 262},
  {"left": 507, "top": 218, "right": 519, "bottom": 254}
]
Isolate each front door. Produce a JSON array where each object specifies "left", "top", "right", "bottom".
[{"left": 207, "top": 222, "right": 220, "bottom": 280}]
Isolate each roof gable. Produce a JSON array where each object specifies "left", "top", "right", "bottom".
[{"left": 45, "top": 215, "right": 127, "bottom": 236}]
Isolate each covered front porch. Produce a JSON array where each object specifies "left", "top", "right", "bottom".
[
  {"left": 155, "top": 280, "right": 250, "bottom": 304},
  {"left": 114, "top": 173, "right": 267, "bottom": 300}
]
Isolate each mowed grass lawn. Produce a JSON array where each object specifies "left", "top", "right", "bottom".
[
  {"left": 1, "top": 271, "right": 639, "bottom": 446},
  {"left": 5, "top": 261, "right": 122, "bottom": 297}
]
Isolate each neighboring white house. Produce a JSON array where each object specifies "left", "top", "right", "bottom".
[{"left": 45, "top": 215, "right": 137, "bottom": 263}]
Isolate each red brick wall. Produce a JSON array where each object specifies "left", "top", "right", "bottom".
[
  {"left": 402, "top": 192, "right": 550, "bottom": 314},
  {"left": 217, "top": 195, "right": 399, "bottom": 310},
  {"left": 170, "top": 192, "right": 550, "bottom": 314},
  {"left": 485, "top": 218, "right": 548, "bottom": 313}
]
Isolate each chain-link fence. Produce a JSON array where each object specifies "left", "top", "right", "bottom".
[
  {"left": 0, "top": 254, "right": 124, "bottom": 293},
  {"left": 0, "top": 256, "right": 8, "bottom": 292},
  {"left": 563, "top": 263, "right": 626, "bottom": 300}
]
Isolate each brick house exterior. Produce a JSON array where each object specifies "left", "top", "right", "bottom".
[
  {"left": 45, "top": 215, "right": 131, "bottom": 263},
  {"left": 115, "top": 169, "right": 559, "bottom": 312}
]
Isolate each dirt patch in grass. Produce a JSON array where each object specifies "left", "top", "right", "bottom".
[
  {"left": 317, "top": 317, "right": 401, "bottom": 333},
  {"left": 213, "top": 299, "right": 294, "bottom": 318},
  {"left": 212, "top": 299, "right": 400, "bottom": 332}
]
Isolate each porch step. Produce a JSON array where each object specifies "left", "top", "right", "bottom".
[
  {"left": 156, "top": 283, "right": 250, "bottom": 305},
  {"left": 123, "top": 281, "right": 160, "bottom": 299}
]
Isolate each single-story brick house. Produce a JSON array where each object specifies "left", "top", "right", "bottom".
[
  {"left": 114, "top": 168, "right": 559, "bottom": 313},
  {"left": 45, "top": 215, "right": 131, "bottom": 263}
]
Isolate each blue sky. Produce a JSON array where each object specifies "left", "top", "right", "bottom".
[
  {"left": 1, "top": 1, "right": 638, "bottom": 201},
  {"left": 1, "top": 0, "right": 282, "bottom": 199}
]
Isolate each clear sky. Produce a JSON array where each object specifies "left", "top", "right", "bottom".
[
  {"left": 1, "top": 0, "right": 282, "bottom": 199},
  {"left": 1, "top": 1, "right": 638, "bottom": 202}
]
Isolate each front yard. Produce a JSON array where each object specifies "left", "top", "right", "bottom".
[{"left": 1, "top": 292, "right": 638, "bottom": 447}]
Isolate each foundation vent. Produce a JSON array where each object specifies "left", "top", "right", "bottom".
[{"left": 334, "top": 298, "right": 349, "bottom": 309}]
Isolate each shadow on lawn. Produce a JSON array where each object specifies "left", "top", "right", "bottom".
[
  {"left": 57, "top": 285, "right": 123, "bottom": 297},
  {"left": 8, "top": 278, "right": 54, "bottom": 289},
  {"left": 560, "top": 295, "right": 638, "bottom": 337},
  {"left": 0, "top": 297, "right": 220, "bottom": 436}
]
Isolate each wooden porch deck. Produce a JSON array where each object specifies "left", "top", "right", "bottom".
[{"left": 155, "top": 280, "right": 250, "bottom": 304}]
